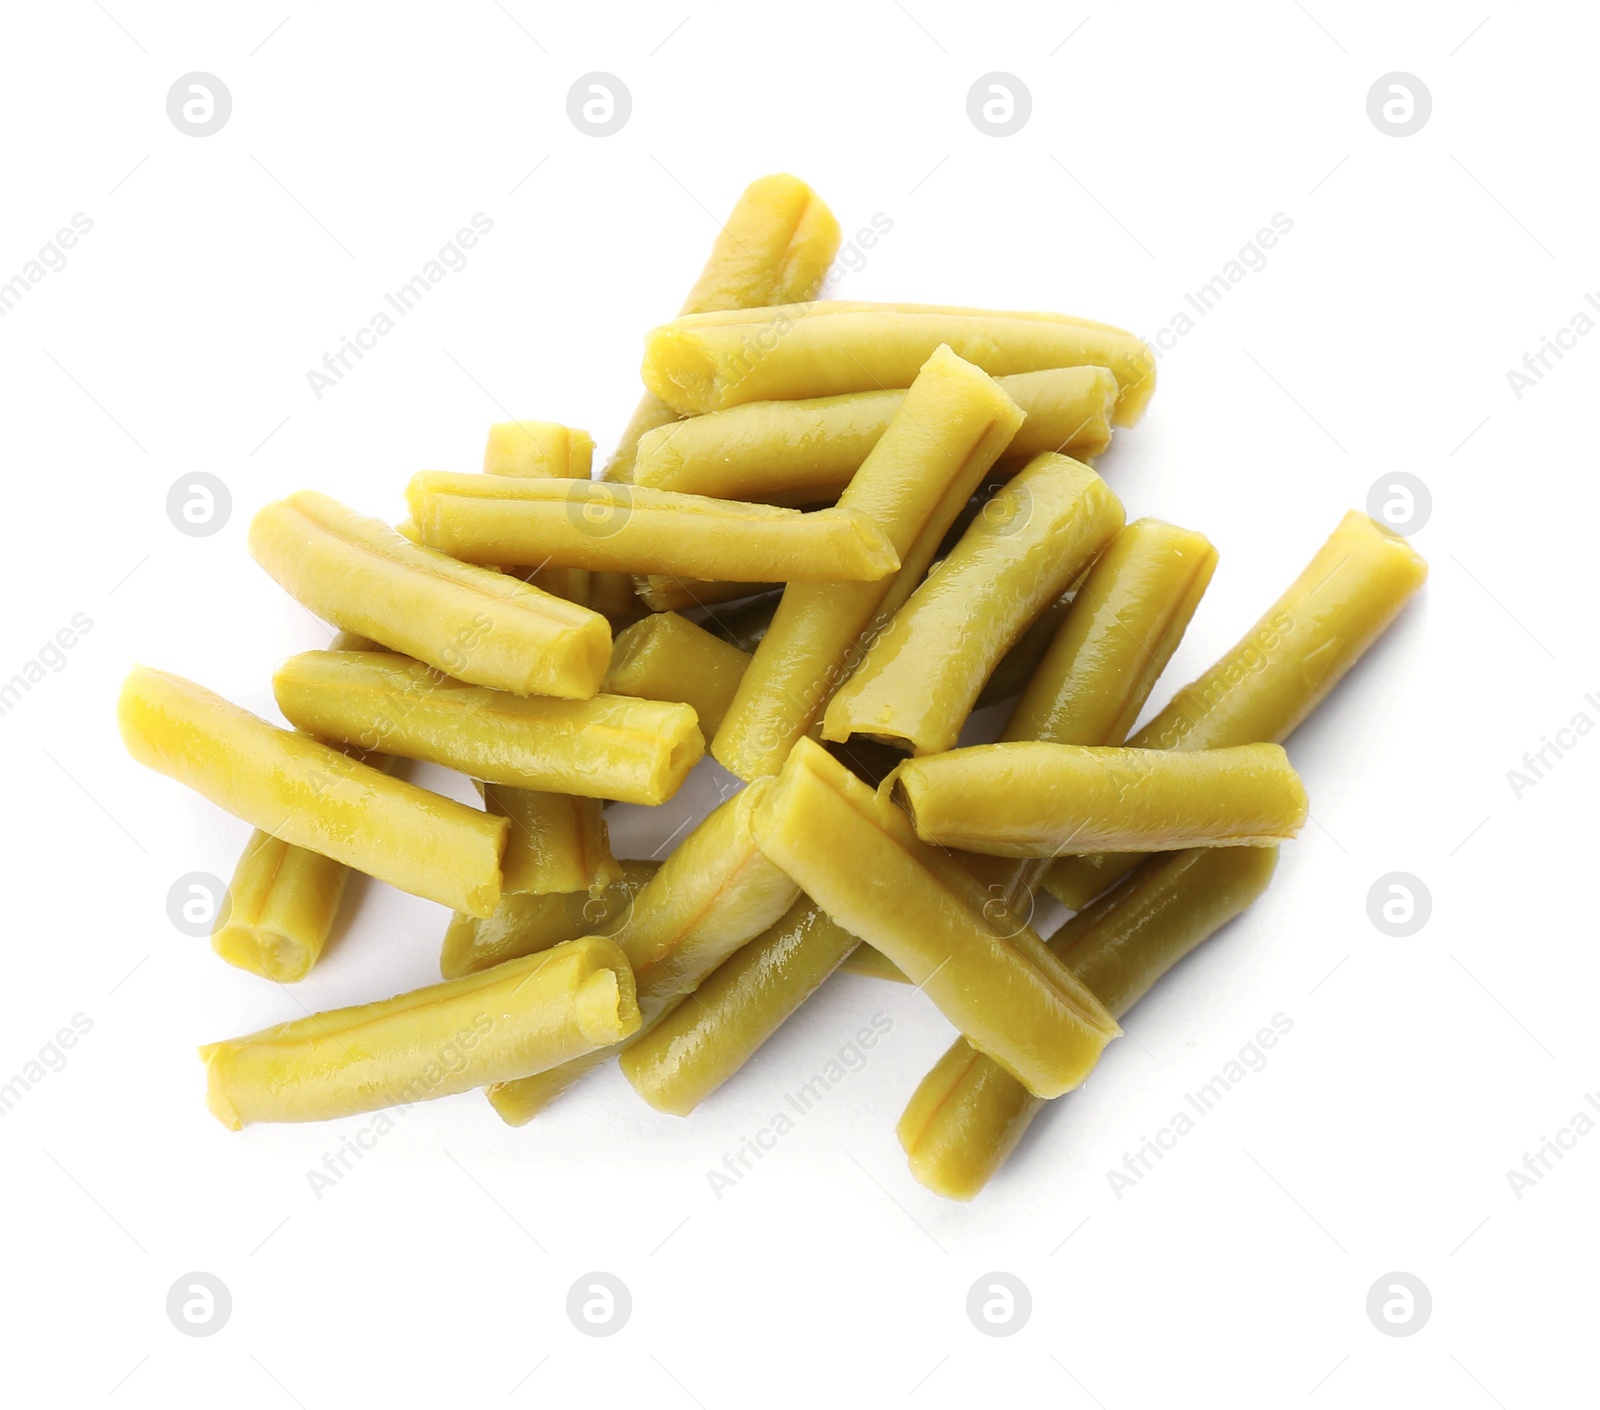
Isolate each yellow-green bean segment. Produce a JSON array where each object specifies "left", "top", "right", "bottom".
[
  {"left": 613, "top": 782, "right": 800, "bottom": 1022},
  {"left": 618, "top": 895, "right": 859, "bottom": 1115},
  {"left": 272, "top": 650, "right": 703, "bottom": 806},
  {"left": 606, "top": 173, "right": 842, "bottom": 480},
  {"left": 699, "top": 590, "right": 783, "bottom": 653},
  {"left": 968, "top": 518, "right": 1217, "bottom": 910},
  {"left": 749, "top": 739, "right": 1120, "bottom": 1100},
  {"left": 973, "top": 591, "right": 1076, "bottom": 709},
  {"left": 483, "top": 420, "right": 594, "bottom": 478},
  {"left": 630, "top": 367, "right": 1118, "bottom": 505},
  {"left": 585, "top": 572, "right": 650, "bottom": 625},
  {"left": 1046, "top": 510, "right": 1428, "bottom": 908},
  {"left": 712, "top": 345, "right": 1025, "bottom": 780},
  {"left": 210, "top": 632, "right": 393, "bottom": 983},
  {"left": 481, "top": 784, "right": 619, "bottom": 896},
  {"left": 642, "top": 301, "right": 1156, "bottom": 425},
  {"left": 201, "top": 936, "right": 640, "bottom": 1128},
  {"left": 487, "top": 782, "right": 800, "bottom": 1124},
  {"left": 516, "top": 564, "right": 593, "bottom": 608},
  {"left": 604, "top": 611, "right": 751, "bottom": 737},
  {"left": 211, "top": 831, "right": 354, "bottom": 984},
  {"left": 441, "top": 859, "right": 659, "bottom": 980},
  {"left": 632, "top": 576, "right": 777, "bottom": 613},
  {"left": 248, "top": 491, "right": 611, "bottom": 699},
  {"left": 119, "top": 667, "right": 506, "bottom": 918},
  {"left": 483, "top": 1058, "right": 606, "bottom": 1127},
  {"left": 1007, "top": 519, "right": 1218, "bottom": 747},
  {"left": 894, "top": 741, "right": 1308, "bottom": 856},
  {"left": 839, "top": 945, "right": 911, "bottom": 983},
  {"left": 823, "top": 455, "right": 1125, "bottom": 755},
  {"left": 899, "top": 847, "right": 1278, "bottom": 1200},
  {"left": 406, "top": 473, "right": 899, "bottom": 583}
]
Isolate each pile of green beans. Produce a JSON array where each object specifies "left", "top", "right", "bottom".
[{"left": 114, "top": 171, "right": 1427, "bottom": 1203}]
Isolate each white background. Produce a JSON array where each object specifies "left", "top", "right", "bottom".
[{"left": 2, "top": 1, "right": 1594, "bottom": 1404}]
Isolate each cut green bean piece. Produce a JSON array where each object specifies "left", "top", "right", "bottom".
[
  {"left": 900, "top": 847, "right": 1278, "bottom": 1199},
  {"left": 1046, "top": 510, "right": 1427, "bottom": 908},
  {"left": 631, "top": 367, "right": 1118, "bottom": 505},
  {"left": 1008, "top": 519, "right": 1218, "bottom": 746},
  {"left": 119, "top": 667, "right": 507, "bottom": 918},
  {"left": 972, "top": 591, "right": 1075, "bottom": 709},
  {"left": 202, "top": 936, "right": 640, "bottom": 1128},
  {"left": 749, "top": 738, "right": 1119, "bottom": 1099},
  {"left": 823, "top": 455, "right": 1125, "bottom": 755},
  {"left": 407, "top": 473, "right": 899, "bottom": 583},
  {"left": 893, "top": 741, "right": 1307, "bottom": 855},
  {"left": 838, "top": 945, "right": 911, "bottom": 983},
  {"left": 601, "top": 781, "right": 799, "bottom": 1020},
  {"left": 970, "top": 519, "right": 1217, "bottom": 908},
  {"left": 584, "top": 572, "right": 649, "bottom": 624},
  {"left": 618, "top": 895, "right": 860, "bottom": 1115},
  {"left": 698, "top": 590, "right": 782, "bottom": 653},
  {"left": 273, "top": 650, "right": 703, "bottom": 806},
  {"left": 212, "top": 831, "right": 355, "bottom": 984},
  {"left": 642, "top": 301, "right": 1156, "bottom": 425},
  {"left": 211, "top": 631, "right": 394, "bottom": 983},
  {"left": 514, "top": 564, "right": 593, "bottom": 608},
  {"left": 484, "top": 420, "right": 594, "bottom": 478},
  {"left": 604, "top": 612, "right": 751, "bottom": 737},
  {"left": 632, "top": 576, "right": 777, "bottom": 613},
  {"left": 248, "top": 491, "right": 611, "bottom": 699},
  {"left": 441, "top": 859, "right": 660, "bottom": 979},
  {"left": 481, "top": 783, "right": 619, "bottom": 896}
]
